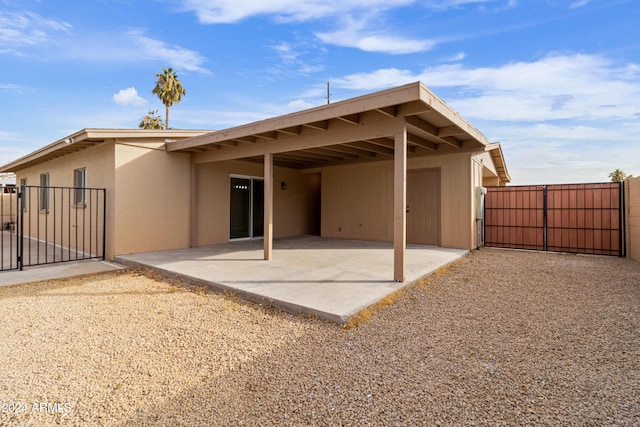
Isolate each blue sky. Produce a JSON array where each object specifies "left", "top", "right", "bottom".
[{"left": 1, "top": 0, "right": 638, "bottom": 184}]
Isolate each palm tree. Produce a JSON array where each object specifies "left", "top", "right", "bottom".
[
  {"left": 138, "top": 109, "right": 164, "bottom": 130},
  {"left": 609, "top": 169, "right": 632, "bottom": 182},
  {"left": 152, "top": 67, "right": 186, "bottom": 129}
]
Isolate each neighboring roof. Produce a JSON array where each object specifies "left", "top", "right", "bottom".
[
  {"left": 485, "top": 143, "right": 511, "bottom": 183},
  {"left": 0, "top": 129, "right": 211, "bottom": 172},
  {"left": 168, "top": 81, "right": 509, "bottom": 181}
]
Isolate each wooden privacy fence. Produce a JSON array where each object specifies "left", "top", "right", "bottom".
[{"left": 484, "top": 183, "right": 624, "bottom": 256}]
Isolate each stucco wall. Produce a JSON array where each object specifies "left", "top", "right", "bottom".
[
  {"left": 625, "top": 176, "right": 640, "bottom": 262},
  {"left": 194, "top": 160, "right": 318, "bottom": 246},
  {"left": 12, "top": 140, "right": 197, "bottom": 260},
  {"left": 321, "top": 153, "right": 475, "bottom": 250},
  {"left": 113, "top": 142, "right": 192, "bottom": 256},
  {"left": 14, "top": 142, "right": 115, "bottom": 258}
]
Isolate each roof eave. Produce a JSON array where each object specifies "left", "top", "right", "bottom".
[
  {"left": 0, "top": 128, "right": 212, "bottom": 172},
  {"left": 485, "top": 142, "right": 511, "bottom": 183}
]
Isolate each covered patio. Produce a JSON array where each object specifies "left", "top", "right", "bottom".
[
  {"left": 114, "top": 236, "right": 467, "bottom": 324},
  {"left": 170, "top": 82, "right": 509, "bottom": 284}
]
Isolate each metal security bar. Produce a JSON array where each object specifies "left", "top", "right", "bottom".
[
  {"left": 0, "top": 186, "right": 106, "bottom": 272},
  {"left": 484, "top": 182, "right": 624, "bottom": 256},
  {"left": 1, "top": 189, "right": 18, "bottom": 271}
]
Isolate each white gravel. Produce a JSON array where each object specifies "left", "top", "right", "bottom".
[{"left": 1, "top": 249, "right": 639, "bottom": 426}]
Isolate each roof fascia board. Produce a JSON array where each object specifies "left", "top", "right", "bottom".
[
  {"left": 485, "top": 142, "right": 511, "bottom": 182},
  {"left": 169, "top": 82, "right": 424, "bottom": 152},
  {"left": 0, "top": 129, "right": 91, "bottom": 172},
  {"left": 417, "top": 83, "right": 491, "bottom": 146},
  {"left": 193, "top": 116, "right": 404, "bottom": 165},
  {"left": 0, "top": 128, "right": 210, "bottom": 172}
]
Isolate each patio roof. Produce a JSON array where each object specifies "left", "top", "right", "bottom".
[{"left": 167, "top": 81, "right": 510, "bottom": 182}]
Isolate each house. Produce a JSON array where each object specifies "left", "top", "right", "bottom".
[{"left": 0, "top": 82, "right": 510, "bottom": 280}]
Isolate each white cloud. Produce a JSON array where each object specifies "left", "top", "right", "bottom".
[
  {"left": 332, "top": 54, "right": 640, "bottom": 122},
  {"left": 316, "top": 29, "right": 435, "bottom": 54},
  {"left": 270, "top": 42, "right": 325, "bottom": 75},
  {"left": 0, "top": 83, "right": 22, "bottom": 91},
  {"left": 128, "top": 30, "right": 209, "bottom": 74},
  {"left": 181, "top": 0, "right": 416, "bottom": 24},
  {"left": 286, "top": 100, "right": 316, "bottom": 111},
  {"left": 182, "top": 0, "right": 434, "bottom": 54},
  {"left": 0, "top": 10, "right": 71, "bottom": 51},
  {"left": 333, "top": 68, "right": 417, "bottom": 90},
  {"left": 327, "top": 53, "right": 640, "bottom": 184},
  {"left": 112, "top": 87, "right": 147, "bottom": 107},
  {"left": 41, "top": 30, "right": 208, "bottom": 73},
  {"left": 570, "top": 0, "right": 589, "bottom": 8},
  {"left": 442, "top": 52, "right": 467, "bottom": 62}
]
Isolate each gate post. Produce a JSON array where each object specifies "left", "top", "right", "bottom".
[
  {"left": 620, "top": 181, "right": 625, "bottom": 257},
  {"left": 18, "top": 188, "right": 24, "bottom": 270},
  {"left": 543, "top": 185, "right": 548, "bottom": 252}
]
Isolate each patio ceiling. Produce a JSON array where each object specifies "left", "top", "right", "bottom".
[{"left": 167, "top": 81, "right": 502, "bottom": 173}]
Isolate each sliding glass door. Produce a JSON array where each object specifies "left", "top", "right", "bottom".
[{"left": 230, "top": 176, "right": 264, "bottom": 240}]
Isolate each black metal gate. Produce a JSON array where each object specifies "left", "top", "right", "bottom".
[
  {"left": 1, "top": 186, "right": 106, "bottom": 272},
  {"left": 484, "top": 182, "right": 624, "bottom": 256}
]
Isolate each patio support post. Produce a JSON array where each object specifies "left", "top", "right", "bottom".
[
  {"left": 189, "top": 162, "right": 198, "bottom": 248},
  {"left": 264, "top": 151, "right": 273, "bottom": 260},
  {"left": 394, "top": 121, "right": 407, "bottom": 282}
]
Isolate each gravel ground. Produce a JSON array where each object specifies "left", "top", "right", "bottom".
[{"left": 0, "top": 249, "right": 639, "bottom": 426}]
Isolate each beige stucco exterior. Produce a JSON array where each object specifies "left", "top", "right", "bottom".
[
  {"left": 6, "top": 130, "right": 209, "bottom": 260},
  {"left": 318, "top": 152, "right": 491, "bottom": 249},
  {"left": 194, "top": 160, "right": 319, "bottom": 247},
  {"left": 1, "top": 83, "right": 512, "bottom": 279}
]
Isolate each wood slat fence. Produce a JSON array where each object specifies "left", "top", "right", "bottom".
[{"left": 484, "top": 183, "right": 624, "bottom": 256}]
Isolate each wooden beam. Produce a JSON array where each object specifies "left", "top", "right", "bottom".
[
  {"left": 407, "top": 133, "right": 437, "bottom": 151},
  {"left": 348, "top": 141, "right": 395, "bottom": 156},
  {"left": 168, "top": 82, "right": 425, "bottom": 152},
  {"left": 277, "top": 126, "right": 302, "bottom": 136},
  {"left": 232, "top": 136, "right": 257, "bottom": 144},
  {"left": 362, "top": 138, "right": 416, "bottom": 154},
  {"left": 193, "top": 116, "right": 400, "bottom": 164},
  {"left": 303, "top": 147, "right": 359, "bottom": 160},
  {"left": 336, "top": 113, "right": 360, "bottom": 125},
  {"left": 376, "top": 106, "right": 397, "bottom": 117},
  {"left": 438, "top": 125, "right": 464, "bottom": 137},
  {"left": 302, "top": 120, "right": 328, "bottom": 131},
  {"left": 254, "top": 131, "right": 278, "bottom": 141},
  {"left": 441, "top": 136, "right": 462, "bottom": 148},
  {"left": 406, "top": 116, "right": 462, "bottom": 149},
  {"left": 321, "top": 144, "right": 377, "bottom": 158},
  {"left": 275, "top": 153, "right": 323, "bottom": 165},
  {"left": 405, "top": 115, "right": 438, "bottom": 136},
  {"left": 215, "top": 141, "right": 238, "bottom": 147},
  {"left": 394, "top": 123, "right": 407, "bottom": 282},
  {"left": 264, "top": 152, "right": 273, "bottom": 260}
]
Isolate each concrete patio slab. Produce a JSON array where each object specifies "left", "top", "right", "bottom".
[
  {"left": 115, "top": 236, "right": 467, "bottom": 324},
  {"left": 0, "top": 259, "right": 125, "bottom": 288}
]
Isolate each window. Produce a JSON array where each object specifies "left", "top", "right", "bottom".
[
  {"left": 74, "top": 168, "right": 86, "bottom": 205},
  {"left": 39, "top": 173, "right": 49, "bottom": 211}
]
